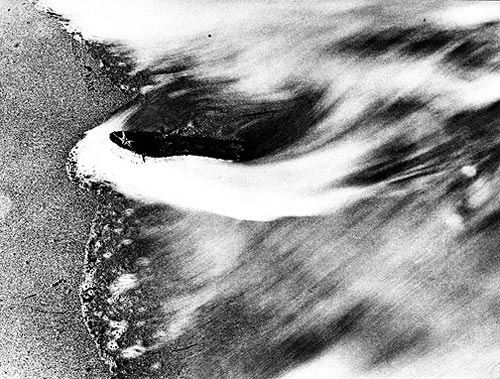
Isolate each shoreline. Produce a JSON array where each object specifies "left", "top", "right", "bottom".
[{"left": 0, "top": 1, "right": 133, "bottom": 377}]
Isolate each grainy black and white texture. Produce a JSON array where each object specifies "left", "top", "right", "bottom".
[
  {"left": 0, "top": 1, "right": 134, "bottom": 378},
  {"left": 27, "top": 1, "right": 500, "bottom": 378}
]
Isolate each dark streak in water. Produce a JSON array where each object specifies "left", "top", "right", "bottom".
[{"left": 172, "top": 343, "right": 199, "bottom": 352}]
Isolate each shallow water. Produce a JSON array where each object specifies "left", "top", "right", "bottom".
[{"left": 44, "top": 1, "right": 500, "bottom": 378}]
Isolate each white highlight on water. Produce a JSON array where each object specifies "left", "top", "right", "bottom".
[
  {"left": 431, "top": 2, "right": 500, "bottom": 27},
  {"left": 109, "top": 273, "right": 139, "bottom": 298},
  {"left": 122, "top": 342, "right": 147, "bottom": 359},
  {"left": 461, "top": 166, "right": 477, "bottom": 178}
]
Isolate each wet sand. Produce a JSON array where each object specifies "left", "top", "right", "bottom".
[{"left": 0, "top": 1, "right": 130, "bottom": 377}]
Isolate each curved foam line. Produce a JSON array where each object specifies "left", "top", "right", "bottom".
[{"left": 69, "top": 109, "right": 379, "bottom": 221}]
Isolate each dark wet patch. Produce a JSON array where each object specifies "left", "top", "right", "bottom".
[
  {"left": 474, "top": 233, "right": 500, "bottom": 275},
  {"left": 123, "top": 76, "right": 328, "bottom": 160},
  {"left": 369, "top": 327, "right": 430, "bottom": 367},
  {"left": 329, "top": 27, "right": 417, "bottom": 57},
  {"left": 342, "top": 137, "right": 437, "bottom": 186},
  {"left": 442, "top": 22, "right": 500, "bottom": 71},
  {"left": 444, "top": 39, "right": 499, "bottom": 70},
  {"left": 469, "top": 209, "right": 500, "bottom": 235},
  {"left": 403, "top": 30, "right": 455, "bottom": 56},
  {"left": 455, "top": 219, "right": 500, "bottom": 276},
  {"left": 45, "top": 8, "right": 71, "bottom": 25},
  {"left": 234, "top": 88, "right": 329, "bottom": 160},
  {"left": 375, "top": 98, "right": 426, "bottom": 121},
  {"left": 445, "top": 99, "right": 500, "bottom": 173},
  {"left": 176, "top": 296, "right": 368, "bottom": 379},
  {"left": 347, "top": 97, "right": 500, "bottom": 186},
  {"left": 328, "top": 25, "right": 458, "bottom": 59},
  {"left": 277, "top": 302, "right": 366, "bottom": 365},
  {"left": 327, "top": 22, "right": 500, "bottom": 69}
]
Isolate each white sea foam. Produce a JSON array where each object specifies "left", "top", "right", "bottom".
[
  {"left": 430, "top": 2, "right": 500, "bottom": 27},
  {"left": 35, "top": 0, "right": 363, "bottom": 74},
  {"left": 69, "top": 109, "right": 378, "bottom": 221}
]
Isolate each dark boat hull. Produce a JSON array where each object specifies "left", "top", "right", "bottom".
[{"left": 110, "top": 131, "right": 251, "bottom": 162}]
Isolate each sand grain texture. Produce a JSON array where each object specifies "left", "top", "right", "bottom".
[{"left": 0, "top": 1, "right": 130, "bottom": 377}]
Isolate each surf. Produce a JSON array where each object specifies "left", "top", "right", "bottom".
[{"left": 67, "top": 107, "right": 381, "bottom": 221}]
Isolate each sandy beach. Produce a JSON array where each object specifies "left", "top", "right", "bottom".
[{"left": 0, "top": 1, "right": 131, "bottom": 377}]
